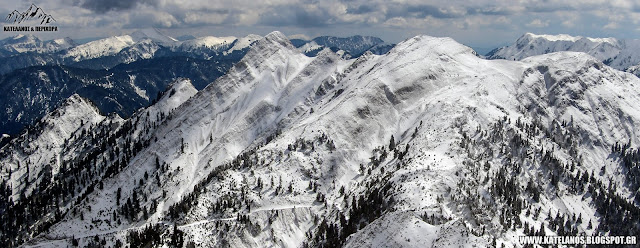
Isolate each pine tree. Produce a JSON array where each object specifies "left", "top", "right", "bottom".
[{"left": 116, "top": 187, "right": 121, "bottom": 205}]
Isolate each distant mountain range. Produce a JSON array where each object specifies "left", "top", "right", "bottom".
[
  {"left": 0, "top": 30, "right": 394, "bottom": 136},
  {"left": 7, "top": 30, "right": 640, "bottom": 139},
  {"left": 0, "top": 29, "right": 251, "bottom": 135},
  {"left": 0, "top": 56, "right": 234, "bottom": 135},
  {"left": 291, "top": 35, "right": 395, "bottom": 58},
  {"left": 1, "top": 31, "right": 638, "bottom": 248},
  {"left": 486, "top": 33, "right": 640, "bottom": 77}
]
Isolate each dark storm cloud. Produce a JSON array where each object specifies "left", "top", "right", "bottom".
[
  {"left": 386, "top": 4, "right": 465, "bottom": 19},
  {"left": 260, "top": 5, "right": 332, "bottom": 28},
  {"left": 468, "top": 7, "right": 515, "bottom": 16},
  {"left": 345, "top": 2, "right": 515, "bottom": 19},
  {"left": 75, "top": 0, "right": 157, "bottom": 13},
  {"left": 166, "top": 8, "right": 232, "bottom": 26},
  {"left": 23, "top": 0, "right": 635, "bottom": 48},
  {"left": 346, "top": 4, "right": 377, "bottom": 15},
  {"left": 526, "top": 5, "right": 575, "bottom": 13}
]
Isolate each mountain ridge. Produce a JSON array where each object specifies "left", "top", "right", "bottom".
[
  {"left": 0, "top": 31, "right": 391, "bottom": 136},
  {"left": 487, "top": 32, "right": 640, "bottom": 77},
  {"left": 0, "top": 55, "right": 235, "bottom": 135},
  {"left": 1, "top": 31, "right": 639, "bottom": 247}
]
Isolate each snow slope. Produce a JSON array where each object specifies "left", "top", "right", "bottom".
[
  {"left": 0, "top": 94, "right": 106, "bottom": 200},
  {"left": 63, "top": 35, "right": 137, "bottom": 62},
  {"left": 225, "top": 34, "right": 263, "bottom": 55},
  {"left": 130, "top": 28, "right": 178, "bottom": 46},
  {"left": 487, "top": 33, "right": 623, "bottom": 62},
  {"left": 487, "top": 32, "right": 640, "bottom": 72},
  {"left": 3, "top": 78, "right": 196, "bottom": 247},
  {"left": 63, "top": 29, "right": 177, "bottom": 62},
  {"left": 178, "top": 36, "right": 236, "bottom": 50},
  {"left": 0, "top": 35, "right": 76, "bottom": 54},
  {"left": 293, "top": 35, "right": 394, "bottom": 57},
  {"left": 8, "top": 31, "right": 640, "bottom": 248}
]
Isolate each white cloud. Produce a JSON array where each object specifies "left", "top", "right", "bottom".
[
  {"left": 526, "top": 19, "right": 550, "bottom": 28},
  {"left": 383, "top": 17, "right": 409, "bottom": 27},
  {"left": 559, "top": 12, "right": 579, "bottom": 27},
  {"left": 288, "top": 34, "right": 311, "bottom": 40},
  {"left": 183, "top": 11, "right": 229, "bottom": 25},
  {"left": 604, "top": 22, "right": 619, "bottom": 29},
  {"left": 1, "top": 0, "right": 639, "bottom": 46}
]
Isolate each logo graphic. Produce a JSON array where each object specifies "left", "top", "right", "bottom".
[
  {"left": 6, "top": 4, "right": 56, "bottom": 25},
  {"left": 4, "top": 3, "right": 58, "bottom": 32}
]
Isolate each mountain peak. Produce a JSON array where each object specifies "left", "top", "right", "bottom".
[
  {"left": 5, "top": 31, "right": 640, "bottom": 248},
  {"left": 521, "top": 32, "right": 581, "bottom": 42},
  {"left": 312, "top": 35, "right": 384, "bottom": 44},
  {"left": 161, "top": 78, "right": 197, "bottom": 100},
  {"left": 63, "top": 35, "right": 136, "bottom": 61},
  {"left": 309, "top": 35, "right": 386, "bottom": 56},
  {"left": 0, "top": 92, "right": 106, "bottom": 204},
  {"left": 224, "top": 34, "right": 263, "bottom": 55},
  {"left": 265, "top": 31, "right": 287, "bottom": 40},
  {"left": 54, "top": 94, "right": 102, "bottom": 120},
  {"left": 3, "top": 34, "right": 40, "bottom": 44},
  {"left": 232, "top": 31, "right": 295, "bottom": 61},
  {"left": 153, "top": 78, "right": 198, "bottom": 114},
  {"left": 11, "top": 34, "right": 38, "bottom": 40},
  {"left": 130, "top": 28, "right": 178, "bottom": 45},
  {"left": 397, "top": 35, "right": 475, "bottom": 58},
  {"left": 262, "top": 31, "right": 293, "bottom": 48},
  {"left": 488, "top": 33, "right": 629, "bottom": 63},
  {"left": 66, "top": 93, "right": 87, "bottom": 103},
  {"left": 521, "top": 32, "right": 619, "bottom": 45},
  {"left": 184, "top": 35, "right": 235, "bottom": 46}
]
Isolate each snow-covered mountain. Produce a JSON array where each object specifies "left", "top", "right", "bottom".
[
  {"left": 0, "top": 93, "right": 107, "bottom": 183},
  {"left": 62, "top": 28, "right": 179, "bottom": 62},
  {"left": 0, "top": 55, "right": 236, "bottom": 135},
  {"left": 487, "top": 33, "right": 640, "bottom": 76},
  {"left": 312, "top": 35, "right": 387, "bottom": 56},
  {"left": 292, "top": 35, "right": 395, "bottom": 57},
  {"left": 177, "top": 36, "right": 236, "bottom": 50},
  {"left": 0, "top": 33, "right": 386, "bottom": 74},
  {"left": 0, "top": 78, "right": 195, "bottom": 247},
  {"left": 226, "top": 34, "right": 263, "bottom": 55},
  {"left": 63, "top": 35, "right": 137, "bottom": 62},
  {"left": 0, "top": 30, "right": 256, "bottom": 74},
  {"left": 169, "top": 34, "right": 263, "bottom": 60},
  {"left": 2, "top": 31, "right": 639, "bottom": 248},
  {"left": 0, "top": 34, "right": 76, "bottom": 54},
  {"left": 130, "top": 28, "right": 179, "bottom": 46},
  {"left": 68, "top": 39, "right": 164, "bottom": 70},
  {"left": 0, "top": 34, "right": 158, "bottom": 74},
  {"left": 486, "top": 33, "right": 621, "bottom": 61},
  {"left": 0, "top": 31, "right": 260, "bottom": 135}
]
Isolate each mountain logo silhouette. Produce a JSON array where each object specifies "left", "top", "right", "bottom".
[{"left": 5, "top": 3, "right": 56, "bottom": 25}]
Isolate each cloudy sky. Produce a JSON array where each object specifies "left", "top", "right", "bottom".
[{"left": 2, "top": 0, "right": 640, "bottom": 50}]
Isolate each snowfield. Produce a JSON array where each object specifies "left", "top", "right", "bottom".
[
  {"left": 2, "top": 31, "right": 640, "bottom": 248},
  {"left": 487, "top": 32, "right": 640, "bottom": 77}
]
